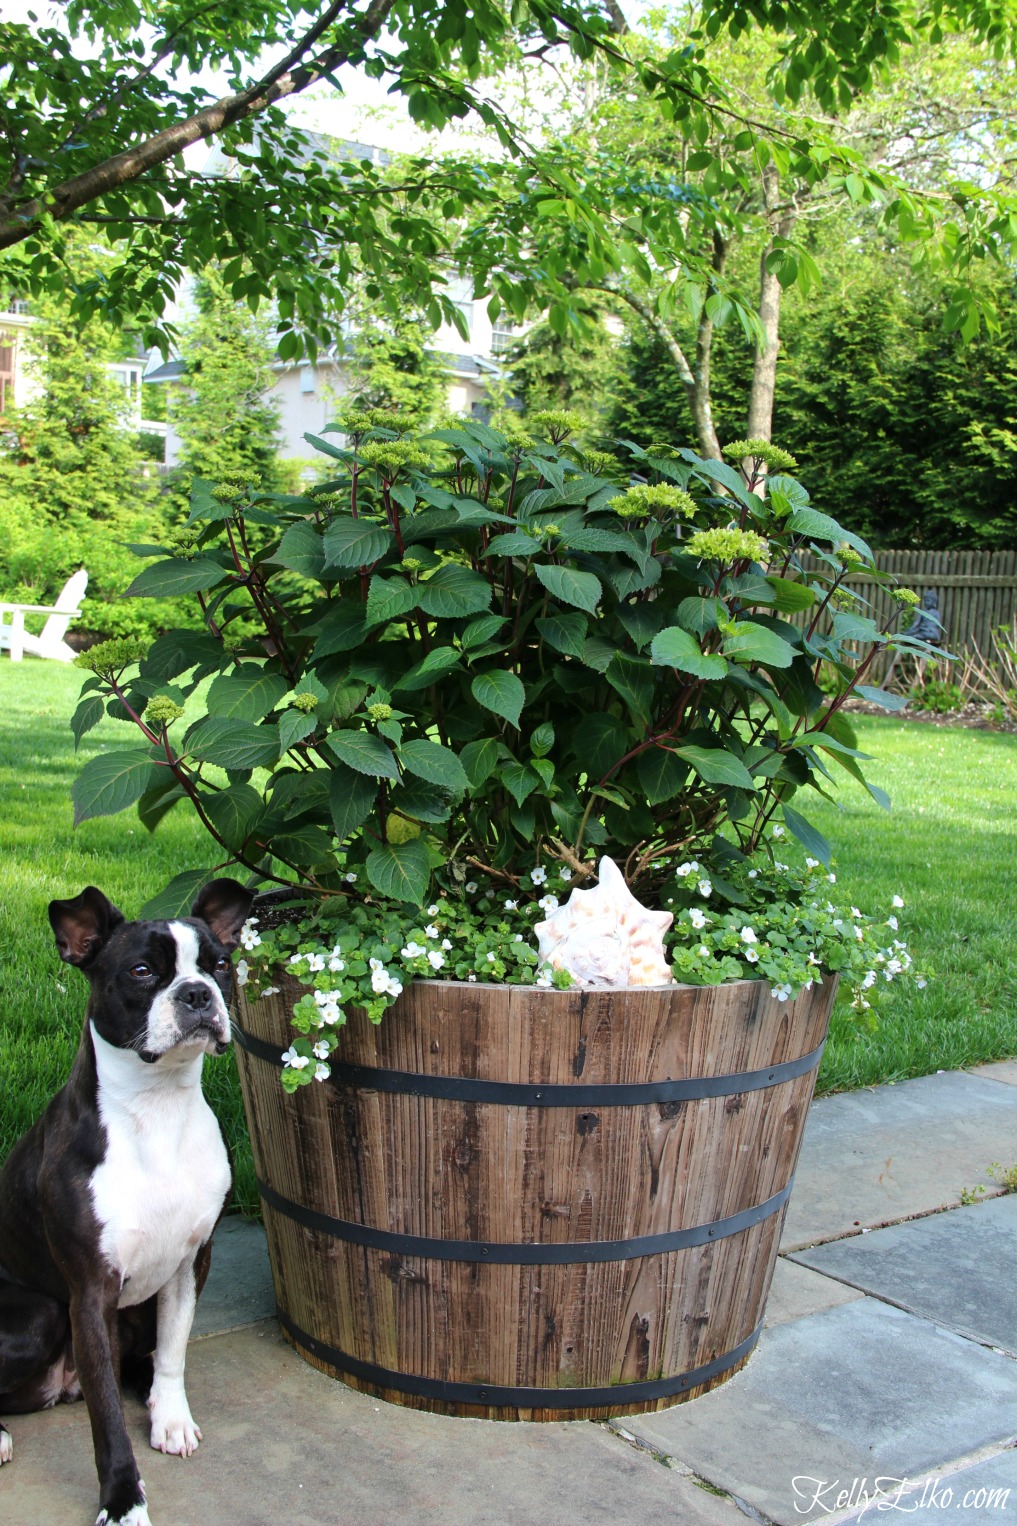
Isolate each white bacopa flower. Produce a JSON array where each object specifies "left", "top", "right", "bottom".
[
  {"left": 328, "top": 954, "right": 345, "bottom": 972},
  {"left": 892, "top": 894, "right": 904, "bottom": 909},
  {"left": 468, "top": 973, "right": 477, "bottom": 982},
  {"left": 771, "top": 825, "right": 785, "bottom": 838},
  {"left": 740, "top": 927, "right": 757, "bottom": 944},
  {"left": 234, "top": 959, "right": 250, "bottom": 987},
  {"left": 861, "top": 971, "right": 877, "bottom": 990},
  {"left": 441, "top": 938, "right": 453, "bottom": 950},
  {"left": 465, "top": 880, "right": 478, "bottom": 893},
  {"left": 427, "top": 949, "right": 445, "bottom": 970},
  {"left": 313, "top": 989, "right": 332, "bottom": 1006},
  {"left": 774, "top": 861, "right": 789, "bottom": 872},
  {"left": 486, "top": 951, "right": 496, "bottom": 962},
  {"left": 698, "top": 880, "right": 712, "bottom": 898},
  {"left": 538, "top": 894, "right": 559, "bottom": 913},
  {"left": 344, "top": 871, "right": 357, "bottom": 883},
  {"left": 676, "top": 861, "right": 698, "bottom": 878},
  {"left": 697, "top": 945, "right": 711, "bottom": 958},
  {"left": 807, "top": 952, "right": 819, "bottom": 966},
  {"left": 314, "top": 1062, "right": 330, "bottom": 1082},
  {"left": 371, "top": 967, "right": 391, "bottom": 993},
  {"left": 530, "top": 866, "right": 547, "bottom": 885},
  {"left": 688, "top": 908, "right": 707, "bottom": 930},
  {"left": 262, "top": 986, "right": 279, "bottom": 998},
  {"left": 281, "top": 1047, "right": 308, "bottom": 1069},
  {"left": 748, "top": 869, "right": 758, "bottom": 879},
  {"left": 854, "top": 925, "right": 864, "bottom": 941},
  {"left": 427, "top": 904, "right": 439, "bottom": 916},
  {"left": 560, "top": 868, "right": 573, "bottom": 881},
  {"left": 885, "top": 958, "right": 903, "bottom": 977},
  {"left": 851, "top": 907, "right": 862, "bottom": 919},
  {"left": 312, "top": 1041, "right": 330, "bottom": 1059},
  {"left": 503, "top": 899, "right": 518, "bottom": 911},
  {"left": 401, "top": 942, "right": 427, "bottom": 960},
  {"left": 771, "top": 984, "right": 793, "bottom": 1003},
  {"left": 827, "top": 873, "right": 837, "bottom": 883},
  {"left": 369, "top": 957, "right": 384, "bottom": 970},
  {"left": 536, "top": 968, "right": 554, "bottom": 987},
  {"left": 916, "top": 977, "right": 927, "bottom": 989},
  {"left": 306, "top": 953, "right": 326, "bottom": 973},
  {"left": 886, "top": 915, "right": 899, "bottom": 931},
  {"left": 514, "top": 933, "right": 524, "bottom": 942},
  {"left": 289, "top": 952, "right": 306, "bottom": 965},
  {"left": 239, "top": 921, "right": 262, "bottom": 951},
  {"left": 745, "top": 948, "right": 759, "bottom": 964},
  {"left": 424, "top": 924, "right": 440, "bottom": 939},
  {"left": 805, "top": 858, "right": 819, "bottom": 870}
]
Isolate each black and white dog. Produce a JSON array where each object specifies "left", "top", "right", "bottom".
[{"left": 0, "top": 877, "right": 254, "bottom": 1526}]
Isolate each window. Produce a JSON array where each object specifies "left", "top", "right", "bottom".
[
  {"left": 0, "top": 339, "right": 14, "bottom": 413},
  {"left": 490, "top": 321, "right": 518, "bottom": 355}
]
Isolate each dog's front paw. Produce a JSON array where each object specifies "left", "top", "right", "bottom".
[
  {"left": 149, "top": 1406, "right": 201, "bottom": 1457},
  {"left": 95, "top": 1477, "right": 151, "bottom": 1525},
  {"left": 0, "top": 1423, "right": 12, "bottom": 1465}
]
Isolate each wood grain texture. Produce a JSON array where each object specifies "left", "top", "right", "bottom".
[{"left": 234, "top": 976, "right": 836, "bottom": 1419}]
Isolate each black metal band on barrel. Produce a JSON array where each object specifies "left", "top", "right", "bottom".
[
  {"left": 233, "top": 1022, "right": 825, "bottom": 1107},
  {"left": 277, "top": 1312, "right": 763, "bottom": 1408},
  {"left": 256, "top": 1175, "right": 794, "bottom": 1265}
]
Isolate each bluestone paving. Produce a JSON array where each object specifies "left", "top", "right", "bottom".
[
  {"left": 969, "top": 1059, "right": 1017, "bottom": 1089},
  {"left": 0, "top": 1321, "right": 747, "bottom": 1526},
  {"left": 190, "top": 1213, "right": 276, "bottom": 1338},
  {"left": 610, "top": 1298, "right": 1017, "bottom": 1526},
  {"left": 791, "top": 1196, "right": 1017, "bottom": 1354},
  {"left": 780, "top": 1071, "right": 1017, "bottom": 1250},
  {"left": 764, "top": 1257, "right": 864, "bottom": 1328},
  {"left": 838, "top": 1448, "right": 1017, "bottom": 1523}
]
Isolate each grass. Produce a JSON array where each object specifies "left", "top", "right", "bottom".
[{"left": 1, "top": 660, "right": 1015, "bottom": 1220}]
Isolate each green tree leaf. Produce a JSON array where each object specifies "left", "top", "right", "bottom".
[
  {"left": 72, "top": 748, "right": 156, "bottom": 825},
  {"left": 781, "top": 802, "right": 832, "bottom": 866},
  {"left": 203, "top": 782, "right": 263, "bottom": 851},
  {"left": 536, "top": 611, "right": 588, "bottom": 657},
  {"left": 328, "top": 764, "right": 377, "bottom": 841},
  {"left": 366, "top": 839, "right": 432, "bottom": 904},
  {"left": 393, "top": 646, "right": 462, "bottom": 691},
  {"left": 71, "top": 694, "right": 106, "bottom": 750},
  {"left": 139, "top": 869, "right": 215, "bottom": 920},
  {"left": 365, "top": 574, "right": 418, "bottom": 627},
  {"left": 636, "top": 746, "right": 687, "bottom": 805},
  {"left": 673, "top": 746, "right": 756, "bottom": 789},
  {"left": 186, "top": 717, "right": 280, "bottom": 770},
  {"left": 460, "top": 737, "right": 500, "bottom": 787},
  {"left": 416, "top": 564, "right": 493, "bottom": 617},
  {"left": 471, "top": 670, "right": 526, "bottom": 728},
  {"left": 721, "top": 623, "right": 798, "bottom": 669},
  {"left": 206, "top": 665, "right": 288, "bottom": 722},
  {"left": 269, "top": 522, "right": 328, "bottom": 579}
]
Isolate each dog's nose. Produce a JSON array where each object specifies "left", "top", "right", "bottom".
[{"left": 176, "top": 981, "right": 214, "bottom": 1013}]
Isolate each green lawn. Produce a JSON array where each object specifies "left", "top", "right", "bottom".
[{"left": 1, "top": 659, "right": 1015, "bottom": 1219}]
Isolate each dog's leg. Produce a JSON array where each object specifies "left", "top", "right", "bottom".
[
  {"left": 69, "top": 1279, "right": 150, "bottom": 1526},
  {"left": 147, "top": 1253, "right": 201, "bottom": 1458},
  {"left": 0, "top": 1281, "right": 71, "bottom": 1467}
]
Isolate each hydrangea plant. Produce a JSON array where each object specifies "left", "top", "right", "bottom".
[{"left": 70, "top": 411, "right": 938, "bottom": 1082}]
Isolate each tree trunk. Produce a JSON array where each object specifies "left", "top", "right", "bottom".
[{"left": 745, "top": 163, "right": 796, "bottom": 447}]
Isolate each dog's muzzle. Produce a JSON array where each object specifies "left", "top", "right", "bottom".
[{"left": 173, "top": 981, "right": 230, "bottom": 1054}]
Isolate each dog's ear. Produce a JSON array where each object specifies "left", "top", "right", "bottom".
[
  {"left": 191, "top": 878, "right": 255, "bottom": 950},
  {"left": 49, "top": 887, "right": 125, "bottom": 968}
]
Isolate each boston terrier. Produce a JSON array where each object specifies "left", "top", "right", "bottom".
[{"left": 0, "top": 877, "right": 254, "bottom": 1526}]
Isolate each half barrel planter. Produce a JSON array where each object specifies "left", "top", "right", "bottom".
[{"left": 232, "top": 974, "right": 835, "bottom": 1421}]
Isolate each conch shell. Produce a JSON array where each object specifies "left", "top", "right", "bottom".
[{"left": 534, "top": 856, "right": 673, "bottom": 987}]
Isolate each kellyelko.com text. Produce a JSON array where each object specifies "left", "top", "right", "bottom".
[{"left": 792, "top": 1476, "right": 1012, "bottom": 1516}]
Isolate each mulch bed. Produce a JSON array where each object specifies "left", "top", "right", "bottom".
[{"left": 844, "top": 698, "right": 1017, "bottom": 734}]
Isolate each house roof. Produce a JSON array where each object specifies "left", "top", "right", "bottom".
[{"left": 201, "top": 131, "right": 392, "bottom": 180}]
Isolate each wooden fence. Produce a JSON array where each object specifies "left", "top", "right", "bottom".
[{"left": 801, "top": 548, "right": 1017, "bottom": 683}]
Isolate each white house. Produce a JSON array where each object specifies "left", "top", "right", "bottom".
[{"left": 144, "top": 136, "right": 521, "bottom": 470}]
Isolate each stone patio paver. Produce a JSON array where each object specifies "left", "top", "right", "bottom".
[
  {"left": 191, "top": 1214, "right": 276, "bottom": 1339},
  {"left": 611, "top": 1299, "right": 1017, "bottom": 1526},
  {"left": 838, "top": 1447, "right": 1017, "bottom": 1523},
  {"left": 781, "top": 1071, "right": 1017, "bottom": 1250},
  {"left": 791, "top": 1195, "right": 1017, "bottom": 1355},
  {"left": 763, "top": 1257, "right": 864, "bottom": 1328},
  {"left": 968, "top": 1059, "right": 1017, "bottom": 1088}
]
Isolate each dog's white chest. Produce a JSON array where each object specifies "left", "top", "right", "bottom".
[{"left": 89, "top": 1030, "right": 230, "bottom": 1307}]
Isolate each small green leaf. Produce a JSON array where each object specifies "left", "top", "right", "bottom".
[
  {"left": 326, "top": 729, "right": 398, "bottom": 778},
  {"left": 533, "top": 563, "right": 602, "bottom": 613},
  {"left": 604, "top": 652, "right": 655, "bottom": 725},
  {"left": 781, "top": 803, "right": 832, "bottom": 866},
  {"left": 139, "top": 869, "right": 215, "bottom": 920},
  {"left": 269, "top": 522, "right": 327, "bottom": 579},
  {"left": 136, "top": 775, "right": 186, "bottom": 832},
  {"left": 310, "top": 601, "right": 368, "bottom": 659},
  {"left": 203, "top": 783, "right": 263, "bottom": 851},
  {"left": 722, "top": 623, "right": 797, "bottom": 669},
  {"left": 485, "top": 531, "right": 540, "bottom": 557},
  {"left": 399, "top": 738, "right": 469, "bottom": 792},
  {"left": 71, "top": 694, "right": 105, "bottom": 750},
  {"left": 636, "top": 746, "right": 687, "bottom": 805},
  {"left": 366, "top": 839, "right": 432, "bottom": 904},
  {"left": 393, "top": 646, "right": 461, "bottom": 692},
  {"left": 124, "top": 558, "right": 226, "bottom": 598},
  {"left": 471, "top": 670, "right": 525, "bottom": 729},
  {"left": 277, "top": 710, "right": 317, "bottom": 754},
  {"left": 73, "top": 749, "right": 156, "bottom": 825},
  {"left": 530, "top": 722, "right": 554, "bottom": 757},
  {"left": 461, "top": 614, "right": 507, "bottom": 649},
  {"left": 787, "top": 508, "right": 874, "bottom": 564},
  {"left": 651, "top": 626, "right": 729, "bottom": 679},
  {"left": 365, "top": 574, "right": 417, "bottom": 627},
  {"left": 501, "top": 761, "right": 541, "bottom": 806},
  {"left": 766, "top": 576, "right": 816, "bottom": 613}
]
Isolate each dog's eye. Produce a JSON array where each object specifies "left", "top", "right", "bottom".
[
  {"left": 129, "top": 963, "right": 151, "bottom": 979},
  {"left": 215, "top": 957, "right": 230, "bottom": 972}
]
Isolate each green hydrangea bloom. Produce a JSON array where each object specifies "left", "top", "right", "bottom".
[
  {"left": 684, "top": 528, "right": 770, "bottom": 564},
  {"left": 74, "top": 638, "right": 147, "bottom": 676},
  {"left": 581, "top": 448, "right": 620, "bottom": 476},
  {"left": 837, "top": 542, "right": 866, "bottom": 570},
  {"left": 531, "top": 408, "right": 586, "bottom": 443},
  {"left": 357, "top": 441, "right": 433, "bottom": 479},
  {"left": 610, "top": 484, "right": 697, "bottom": 520},
  {"left": 723, "top": 439, "right": 798, "bottom": 473},
  {"left": 145, "top": 695, "right": 185, "bottom": 725},
  {"left": 290, "top": 692, "right": 319, "bottom": 714},
  {"left": 368, "top": 702, "right": 393, "bottom": 720},
  {"left": 892, "top": 587, "right": 921, "bottom": 607}
]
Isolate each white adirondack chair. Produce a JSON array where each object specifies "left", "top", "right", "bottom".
[{"left": 0, "top": 569, "right": 89, "bottom": 661}]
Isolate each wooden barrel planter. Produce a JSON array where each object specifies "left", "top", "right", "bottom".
[{"left": 232, "top": 975, "right": 835, "bottom": 1421}]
